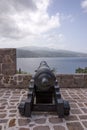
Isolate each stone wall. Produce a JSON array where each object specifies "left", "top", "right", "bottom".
[
  {"left": 56, "top": 74, "right": 87, "bottom": 88},
  {"left": 0, "top": 48, "right": 16, "bottom": 75},
  {"left": 0, "top": 74, "right": 32, "bottom": 88},
  {"left": 0, "top": 74, "right": 87, "bottom": 88}
]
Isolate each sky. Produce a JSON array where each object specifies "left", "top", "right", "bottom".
[{"left": 0, "top": 0, "right": 87, "bottom": 52}]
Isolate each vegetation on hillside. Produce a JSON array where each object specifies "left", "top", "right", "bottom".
[
  {"left": 75, "top": 67, "right": 87, "bottom": 73},
  {"left": 16, "top": 68, "right": 28, "bottom": 74}
]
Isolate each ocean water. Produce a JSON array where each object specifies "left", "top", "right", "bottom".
[{"left": 17, "top": 57, "right": 87, "bottom": 74}]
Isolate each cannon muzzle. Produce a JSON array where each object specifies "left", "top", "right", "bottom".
[{"left": 34, "top": 61, "right": 56, "bottom": 91}]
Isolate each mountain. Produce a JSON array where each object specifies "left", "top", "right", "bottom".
[{"left": 17, "top": 46, "right": 87, "bottom": 58}]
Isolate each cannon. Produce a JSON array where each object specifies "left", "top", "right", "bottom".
[{"left": 18, "top": 61, "right": 70, "bottom": 118}]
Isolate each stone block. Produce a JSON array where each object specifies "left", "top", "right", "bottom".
[
  {"left": 53, "top": 125, "right": 65, "bottom": 130},
  {"left": 67, "top": 122, "right": 84, "bottom": 130},
  {"left": 0, "top": 49, "right": 16, "bottom": 75},
  {"left": 82, "top": 121, "right": 87, "bottom": 128},
  {"left": 33, "top": 126, "right": 50, "bottom": 130},
  {"left": 0, "top": 55, "right": 3, "bottom": 63},
  {"left": 9, "top": 118, "right": 16, "bottom": 127},
  {"left": 18, "top": 119, "right": 31, "bottom": 126},
  {"left": 2, "top": 63, "right": 16, "bottom": 75},
  {"left": 0, "top": 64, "right": 2, "bottom": 74},
  {"left": 49, "top": 117, "right": 63, "bottom": 123},
  {"left": 34, "top": 118, "right": 46, "bottom": 124}
]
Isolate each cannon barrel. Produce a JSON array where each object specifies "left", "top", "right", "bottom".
[{"left": 34, "top": 61, "right": 56, "bottom": 91}]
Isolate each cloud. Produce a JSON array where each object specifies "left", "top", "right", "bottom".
[
  {"left": 81, "top": 0, "right": 87, "bottom": 12},
  {"left": 43, "top": 33, "right": 65, "bottom": 42},
  {"left": 0, "top": 0, "right": 60, "bottom": 39}
]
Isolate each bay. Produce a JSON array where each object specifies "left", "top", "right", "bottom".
[{"left": 17, "top": 57, "right": 87, "bottom": 74}]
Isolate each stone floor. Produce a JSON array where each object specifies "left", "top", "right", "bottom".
[{"left": 0, "top": 88, "right": 87, "bottom": 130}]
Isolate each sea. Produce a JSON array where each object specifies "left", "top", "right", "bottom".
[{"left": 17, "top": 57, "right": 87, "bottom": 75}]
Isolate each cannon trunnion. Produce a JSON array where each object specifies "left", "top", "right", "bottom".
[{"left": 18, "top": 61, "right": 70, "bottom": 118}]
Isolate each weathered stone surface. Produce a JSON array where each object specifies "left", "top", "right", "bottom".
[
  {"left": 79, "top": 115, "right": 87, "bottom": 119},
  {"left": 9, "top": 118, "right": 16, "bottom": 127},
  {"left": 65, "top": 115, "right": 78, "bottom": 121},
  {"left": 0, "top": 119, "right": 8, "bottom": 123},
  {"left": 0, "top": 125, "right": 2, "bottom": 130},
  {"left": 19, "top": 128, "right": 30, "bottom": 130},
  {"left": 1, "top": 74, "right": 87, "bottom": 88},
  {"left": 2, "top": 63, "right": 16, "bottom": 75},
  {"left": 34, "top": 118, "right": 46, "bottom": 124},
  {"left": 70, "top": 103, "right": 78, "bottom": 108},
  {"left": 77, "top": 103, "right": 84, "bottom": 107},
  {"left": 0, "top": 88, "right": 87, "bottom": 130},
  {"left": 53, "top": 125, "right": 65, "bottom": 130},
  {"left": 9, "top": 110, "right": 17, "bottom": 113},
  {"left": 33, "top": 126, "right": 50, "bottom": 130},
  {"left": 0, "top": 114, "right": 6, "bottom": 118},
  {"left": 9, "top": 114, "right": 16, "bottom": 117},
  {"left": 18, "top": 119, "right": 31, "bottom": 126},
  {"left": 49, "top": 117, "right": 63, "bottom": 123},
  {"left": 0, "top": 49, "right": 16, "bottom": 75},
  {"left": 0, "top": 55, "right": 3, "bottom": 63},
  {"left": 66, "top": 122, "right": 84, "bottom": 130},
  {"left": 0, "top": 64, "right": 2, "bottom": 74},
  {"left": 0, "top": 106, "right": 5, "bottom": 109},
  {"left": 82, "top": 121, "right": 87, "bottom": 128},
  {"left": 81, "top": 108, "right": 87, "bottom": 113},
  {"left": 71, "top": 109, "right": 82, "bottom": 114},
  {"left": 56, "top": 74, "right": 87, "bottom": 88}
]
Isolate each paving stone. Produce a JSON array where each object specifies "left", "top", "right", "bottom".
[
  {"left": 0, "top": 119, "right": 8, "bottom": 123},
  {"left": 0, "top": 114, "right": 6, "bottom": 118},
  {"left": 18, "top": 119, "right": 31, "bottom": 126},
  {"left": 8, "top": 106, "right": 16, "bottom": 109},
  {"left": 82, "top": 121, "right": 87, "bottom": 128},
  {"left": 34, "top": 118, "right": 46, "bottom": 124},
  {"left": 0, "top": 88, "right": 87, "bottom": 130},
  {"left": 81, "top": 108, "right": 87, "bottom": 113},
  {"left": 67, "top": 122, "right": 84, "bottom": 130},
  {"left": 1, "top": 102, "right": 8, "bottom": 106},
  {"left": 71, "top": 109, "right": 82, "bottom": 114},
  {"left": 29, "top": 123, "right": 35, "bottom": 127},
  {"left": 65, "top": 115, "right": 78, "bottom": 121},
  {"left": 19, "top": 128, "right": 30, "bottom": 130},
  {"left": 9, "top": 114, "right": 16, "bottom": 117},
  {"left": 9, "top": 110, "right": 17, "bottom": 113},
  {"left": 33, "top": 126, "right": 50, "bottom": 130},
  {"left": 77, "top": 103, "right": 84, "bottom": 107},
  {"left": 70, "top": 103, "right": 78, "bottom": 108},
  {"left": 0, "top": 110, "right": 7, "bottom": 113},
  {"left": 53, "top": 125, "right": 65, "bottom": 130},
  {"left": 9, "top": 119, "right": 16, "bottom": 127},
  {"left": 84, "top": 103, "right": 87, "bottom": 106},
  {"left": 79, "top": 115, "right": 87, "bottom": 119},
  {"left": 10, "top": 100, "right": 19, "bottom": 102},
  {"left": 0, "top": 125, "right": 2, "bottom": 130},
  {"left": 0, "top": 106, "right": 5, "bottom": 109},
  {"left": 49, "top": 117, "right": 63, "bottom": 123}
]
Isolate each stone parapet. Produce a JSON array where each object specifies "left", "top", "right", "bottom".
[
  {"left": 0, "top": 74, "right": 32, "bottom": 88},
  {"left": 0, "top": 74, "right": 87, "bottom": 88},
  {"left": 56, "top": 74, "right": 87, "bottom": 88}
]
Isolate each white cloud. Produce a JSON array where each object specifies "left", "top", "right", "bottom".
[
  {"left": 81, "top": 0, "right": 87, "bottom": 12},
  {"left": 43, "top": 33, "right": 65, "bottom": 42},
  {"left": 0, "top": 0, "right": 60, "bottom": 39}
]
